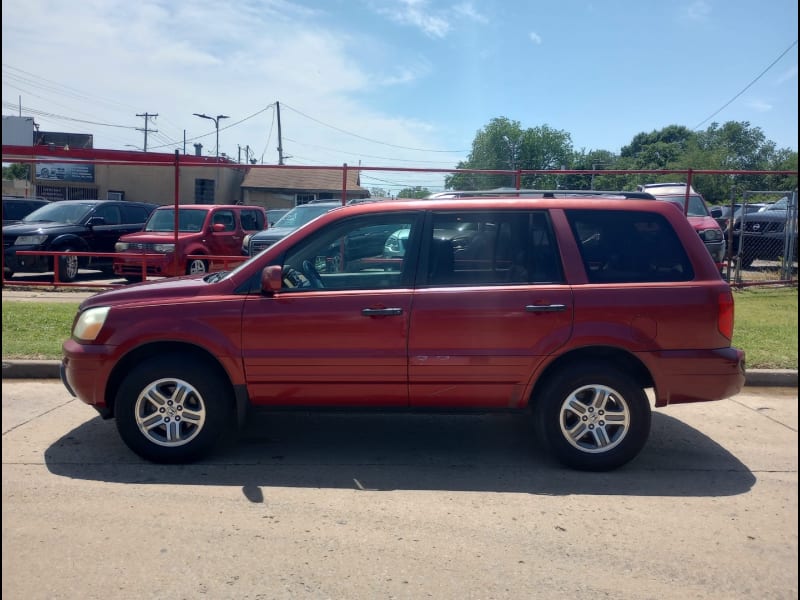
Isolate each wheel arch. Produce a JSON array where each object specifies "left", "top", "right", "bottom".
[
  {"left": 528, "top": 346, "right": 653, "bottom": 412},
  {"left": 104, "top": 341, "right": 248, "bottom": 425}
]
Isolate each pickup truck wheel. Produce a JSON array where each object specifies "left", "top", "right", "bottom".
[
  {"left": 57, "top": 247, "right": 80, "bottom": 282},
  {"left": 115, "top": 355, "right": 233, "bottom": 463},
  {"left": 186, "top": 257, "right": 208, "bottom": 275},
  {"left": 534, "top": 362, "right": 651, "bottom": 471}
]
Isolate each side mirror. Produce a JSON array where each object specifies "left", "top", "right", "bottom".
[
  {"left": 261, "top": 265, "right": 283, "bottom": 294},
  {"left": 87, "top": 216, "right": 106, "bottom": 227},
  {"left": 709, "top": 207, "right": 722, "bottom": 218},
  {"left": 212, "top": 223, "right": 226, "bottom": 232}
]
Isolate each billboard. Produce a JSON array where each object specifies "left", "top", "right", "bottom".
[{"left": 35, "top": 160, "right": 95, "bottom": 182}]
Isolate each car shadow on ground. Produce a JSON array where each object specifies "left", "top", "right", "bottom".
[{"left": 44, "top": 410, "right": 756, "bottom": 498}]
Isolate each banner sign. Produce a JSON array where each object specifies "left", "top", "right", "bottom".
[{"left": 35, "top": 160, "right": 95, "bottom": 183}]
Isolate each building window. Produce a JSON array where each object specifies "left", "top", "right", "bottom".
[
  {"left": 107, "top": 190, "right": 125, "bottom": 201},
  {"left": 195, "top": 179, "right": 215, "bottom": 204}
]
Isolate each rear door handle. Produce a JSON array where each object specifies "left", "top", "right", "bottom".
[
  {"left": 525, "top": 304, "right": 567, "bottom": 313},
  {"left": 361, "top": 308, "right": 403, "bottom": 317}
]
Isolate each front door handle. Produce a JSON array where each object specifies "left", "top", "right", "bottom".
[
  {"left": 361, "top": 307, "right": 403, "bottom": 317},
  {"left": 525, "top": 304, "right": 567, "bottom": 313}
]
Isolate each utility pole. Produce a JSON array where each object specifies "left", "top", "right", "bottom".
[
  {"left": 136, "top": 112, "right": 158, "bottom": 152},
  {"left": 276, "top": 101, "right": 284, "bottom": 165}
]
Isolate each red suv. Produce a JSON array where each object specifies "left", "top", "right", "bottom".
[
  {"left": 62, "top": 194, "right": 745, "bottom": 470},
  {"left": 113, "top": 204, "right": 266, "bottom": 281}
]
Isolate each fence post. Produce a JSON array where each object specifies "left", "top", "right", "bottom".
[{"left": 173, "top": 150, "right": 180, "bottom": 275}]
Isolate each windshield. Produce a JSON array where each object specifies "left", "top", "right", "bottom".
[
  {"left": 273, "top": 204, "right": 336, "bottom": 229},
  {"left": 21, "top": 202, "right": 94, "bottom": 224},
  {"left": 657, "top": 195, "right": 709, "bottom": 217},
  {"left": 145, "top": 208, "right": 209, "bottom": 232}
]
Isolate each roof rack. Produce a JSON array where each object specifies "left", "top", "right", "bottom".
[{"left": 426, "top": 189, "right": 657, "bottom": 200}]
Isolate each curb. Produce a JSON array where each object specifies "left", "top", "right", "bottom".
[{"left": 2, "top": 359, "right": 797, "bottom": 388}]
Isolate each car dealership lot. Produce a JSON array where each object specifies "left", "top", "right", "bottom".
[{"left": 2, "top": 381, "right": 797, "bottom": 600}]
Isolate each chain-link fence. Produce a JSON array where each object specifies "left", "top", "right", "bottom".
[{"left": 720, "top": 190, "right": 798, "bottom": 286}]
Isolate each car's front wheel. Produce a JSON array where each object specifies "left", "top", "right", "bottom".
[
  {"left": 534, "top": 362, "right": 651, "bottom": 471},
  {"left": 115, "top": 355, "right": 233, "bottom": 463},
  {"left": 186, "top": 257, "right": 209, "bottom": 276},
  {"left": 57, "top": 247, "right": 80, "bottom": 282}
]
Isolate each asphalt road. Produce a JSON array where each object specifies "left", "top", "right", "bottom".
[{"left": 2, "top": 380, "right": 797, "bottom": 599}]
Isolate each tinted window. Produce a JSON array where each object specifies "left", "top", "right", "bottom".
[
  {"left": 240, "top": 209, "right": 264, "bottom": 231},
  {"left": 567, "top": 209, "right": 694, "bottom": 283},
  {"left": 426, "top": 211, "right": 562, "bottom": 286},
  {"left": 281, "top": 213, "right": 419, "bottom": 291},
  {"left": 21, "top": 202, "right": 94, "bottom": 224},
  {"left": 121, "top": 205, "right": 152, "bottom": 224},
  {"left": 94, "top": 204, "right": 122, "bottom": 225},
  {"left": 212, "top": 210, "right": 236, "bottom": 231}
]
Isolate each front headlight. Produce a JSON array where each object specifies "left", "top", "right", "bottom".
[
  {"left": 153, "top": 244, "right": 175, "bottom": 253},
  {"left": 115, "top": 242, "right": 129, "bottom": 251},
  {"left": 15, "top": 234, "right": 48, "bottom": 246},
  {"left": 700, "top": 229, "right": 724, "bottom": 242},
  {"left": 73, "top": 306, "right": 110, "bottom": 341}
]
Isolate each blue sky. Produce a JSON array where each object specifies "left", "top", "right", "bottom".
[{"left": 2, "top": 0, "right": 797, "bottom": 193}]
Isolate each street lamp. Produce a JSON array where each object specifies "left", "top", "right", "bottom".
[{"left": 193, "top": 113, "right": 229, "bottom": 160}]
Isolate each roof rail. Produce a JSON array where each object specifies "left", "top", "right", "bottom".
[{"left": 426, "top": 189, "right": 657, "bottom": 200}]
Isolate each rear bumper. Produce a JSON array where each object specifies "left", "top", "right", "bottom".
[{"left": 647, "top": 347, "right": 745, "bottom": 406}]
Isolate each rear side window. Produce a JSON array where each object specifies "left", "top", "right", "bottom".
[
  {"left": 566, "top": 209, "right": 694, "bottom": 283},
  {"left": 120, "top": 205, "right": 152, "bottom": 224},
  {"left": 426, "top": 211, "right": 563, "bottom": 286},
  {"left": 240, "top": 209, "right": 265, "bottom": 231}
]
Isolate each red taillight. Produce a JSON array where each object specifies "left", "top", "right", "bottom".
[{"left": 718, "top": 290, "right": 735, "bottom": 340}]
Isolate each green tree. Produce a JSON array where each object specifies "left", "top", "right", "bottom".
[
  {"left": 445, "top": 117, "right": 574, "bottom": 190},
  {"left": 397, "top": 186, "right": 431, "bottom": 199},
  {"left": 369, "top": 186, "right": 389, "bottom": 198},
  {"left": 2, "top": 163, "right": 30, "bottom": 180}
]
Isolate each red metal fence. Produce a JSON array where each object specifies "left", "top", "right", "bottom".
[{"left": 2, "top": 146, "right": 797, "bottom": 290}]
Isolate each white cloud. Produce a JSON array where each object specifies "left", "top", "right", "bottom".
[
  {"left": 372, "top": 0, "right": 451, "bottom": 39},
  {"left": 746, "top": 99, "right": 773, "bottom": 113},
  {"left": 686, "top": 1, "right": 711, "bottom": 21},
  {"left": 776, "top": 65, "right": 798, "bottom": 84},
  {"left": 453, "top": 2, "right": 489, "bottom": 24},
  {"left": 529, "top": 32, "right": 543, "bottom": 45}
]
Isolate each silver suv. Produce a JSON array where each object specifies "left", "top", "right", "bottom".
[{"left": 245, "top": 201, "right": 344, "bottom": 256}]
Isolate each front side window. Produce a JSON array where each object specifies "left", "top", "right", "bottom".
[
  {"left": 281, "top": 212, "right": 420, "bottom": 291},
  {"left": 567, "top": 209, "right": 694, "bottom": 283},
  {"left": 425, "top": 211, "right": 563, "bottom": 286}
]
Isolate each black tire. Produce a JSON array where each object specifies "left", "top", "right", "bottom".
[
  {"left": 533, "top": 362, "right": 651, "bottom": 471},
  {"left": 115, "top": 355, "right": 233, "bottom": 463},
  {"left": 57, "top": 246, "right": 80, "bottom": 282},
  {"left": 186, "top": 257, "right": 208, "bottom": 276}
]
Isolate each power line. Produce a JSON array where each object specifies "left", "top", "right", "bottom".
[
  {"left": 693, "top": 39, "right": 798, "bottom": 130},
  {"left": 280, "top": 101, "right": 467, "bottom": 153}
]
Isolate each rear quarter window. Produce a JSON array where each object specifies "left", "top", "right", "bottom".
[{"left": 566, "top": 209, "right": 694, "bottom": 283}]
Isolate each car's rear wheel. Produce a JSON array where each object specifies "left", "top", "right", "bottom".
[
  {"left": 534, "top": 362, "right": 651, "bottom": 471},
  {"left": 115, "top": 355, "right": 233, "bottom": 463},
  {"left": 57, "top": 247, "right": 80, "bottom": 282},
  {"left": 186, "top": 257, "right": 208, "bottom": 275}
]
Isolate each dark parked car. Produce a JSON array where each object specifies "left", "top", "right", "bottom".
[
  {"left": 3, "top": 199, "right": 158, "bottom": 282},
  {"left": 61, "top": 193, "right": 745, "bottom": 471},
  {"left": 2, "top": 196, "right": 51, "bottom": 225},
  {"left": 731, "top": 196, "right": 798, "bottom": 267}
]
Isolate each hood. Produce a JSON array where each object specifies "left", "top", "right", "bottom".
[
  {"left": 79, "top": 274, "right": 214, "bottom": 310},
  {"left": 3, "top": 221, "right": 81, "bottom": 236},
  {"left": 118, "top": 231, "right": 195, "bottom": 243},
  {"left": 252, "top": 226, "right": 297, "bottom": 242},
  {"left": 686, "top": 215, "right": 722, "bottom": 231}
]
